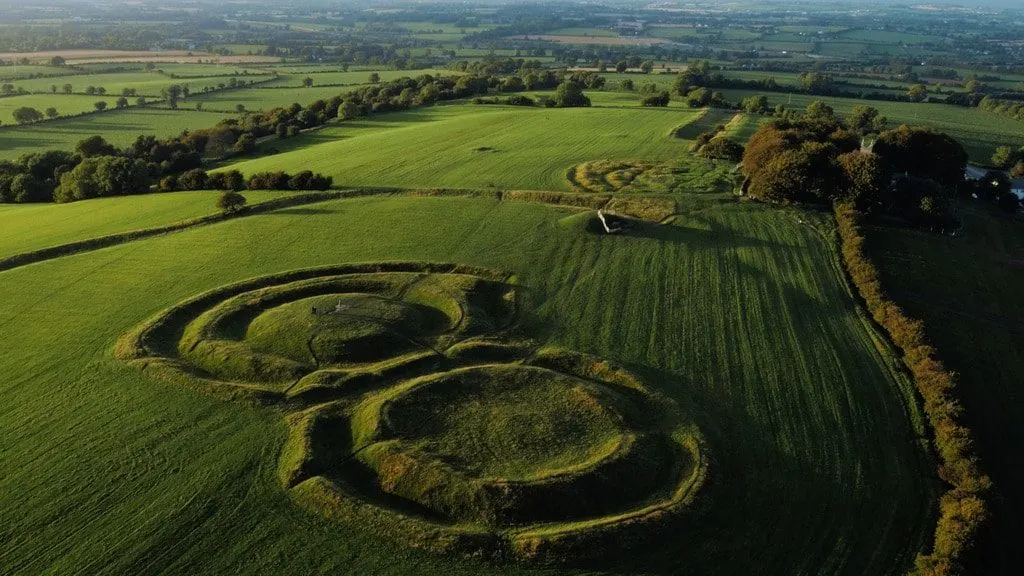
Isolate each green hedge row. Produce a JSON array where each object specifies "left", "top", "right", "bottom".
[{"left": 834, "top": 202, "right": 991, "bottom": 576}]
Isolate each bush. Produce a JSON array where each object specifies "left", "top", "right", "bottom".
[
  {"left": 506, "top": 95, "right": 534, "bottom": 107},
  {"left": 247, "top": 171, "right": 331, "bottom": 191},
  {"left": 159, "top": 175, "right": 179, "bottom": 191},
  {"left": 640, "top": 91, "right": 671, "bottom": 107},
  {"left": 208, "top": 170, "right": 245, "bottom": 191},
  {"left": 216, "top": 191, "right": 247, "bottom": 214},
  {"left": 697, "top": 137, "right": 744, "bottom": 162},
  {"left": 247, "top": 171, "right": 291, "bottom": 190},
  {"left": 178, "top": 168, "right": 209, "bottom": 191}
]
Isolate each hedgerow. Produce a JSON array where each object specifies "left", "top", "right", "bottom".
[{"left": 834, "top": 202, "right": 990, "bottom": 576}]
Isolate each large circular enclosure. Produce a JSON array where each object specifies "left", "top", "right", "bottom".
[{"left": 116, "top": 263, "right": 708, "bottom": 564}]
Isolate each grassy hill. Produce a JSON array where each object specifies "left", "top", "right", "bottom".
[
  {"left": 0, "top": 190, "right": 935, "bottom": 574},
  {"left": 219, "top": 104, "right": 702, "bottom": 190}
]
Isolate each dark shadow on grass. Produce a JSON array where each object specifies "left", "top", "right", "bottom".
[{"left": 265, "top": 207, "right": 339, "bottom": 216}]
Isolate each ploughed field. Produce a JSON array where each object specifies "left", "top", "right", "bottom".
[{"left": 0, "top": 182, "right": 935, "bottom": 573}]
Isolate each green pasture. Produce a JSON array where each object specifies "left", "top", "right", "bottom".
[
  {"left": 8, "top": 71, "right": 273, "bottom": 97},
  {"left": 0, "top": 64, "right": 73, "bottom": 80},
  {"left": 0, "top": 190, "right": 289, "bottom": 258},
  {"left": 0, "top": 189, "right": 933, "bottom": 574},
  {"left": 0, "top": 108, "right": 234, "bottom": 160},
  {"left": 221, "top": 104, "right": 700, "bottom": 190},
  {"left": 185, "top": 85, "right": 367, "bottom": 112},
  {"left": 0, "top": 94, "right": 122, "bottom": 120}
]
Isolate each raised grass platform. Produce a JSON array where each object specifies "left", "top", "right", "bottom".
[{"left": 115, "top": 262, "right": 707, "bottom": 564}]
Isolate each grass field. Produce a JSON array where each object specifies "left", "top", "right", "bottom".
[
  {"left": 0, "top": 191, "right": 290, "bottom": 258},
  {"left": 0, "top": 94, "right": 122, "bottom": 119},
  {"left": 864, "top": 202, "right": 1024, "bottom": 572},
  {"left": 0, "top": 189, "right": 934, "bottom": 574},
  {"left": 0, "top": 108, "right": 234, "bottom": 160},
  {"left": 8, "top": 71, "right": 273, "bottom": 97},
  {"left": 221, "top": 104, "right": 701, "bottom": 190},
  {"left": 185, "top": 85, "right": 366, "bottom": 112}
]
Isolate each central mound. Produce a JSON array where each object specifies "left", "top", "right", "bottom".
[
  {"left": 380, "top": 365, "right": 622, "bottom": 479},
  {"left": 246, "top": 293, "right": 446, "bottom": 365}
]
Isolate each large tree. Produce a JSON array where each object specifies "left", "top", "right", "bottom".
[
  {"left": 873, "top": 125, "right": 968, "bottom": 191},
  {"left": 12, "top": 107, "right": 43, "bottom": 124},
  {"left": 550, "top": 82, "right": 590, "bottom": 108},
  {"left": 54, "top": 157, "right": 150, "bottom": 202}
]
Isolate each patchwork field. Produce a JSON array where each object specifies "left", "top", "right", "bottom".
[
  {"left": 0, "top": 108, "right": 234, "bottom": 160},
  {"left": 0, "top": 189, "right": 934, "bottom": 574}
]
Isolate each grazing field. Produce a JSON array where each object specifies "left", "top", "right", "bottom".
[
  {"left": 185, "top": 85, "right": 365, "bottom": 112},
  {"left": 222, "top": 104, "right": 701, "bottom": 190},
  {"left": 8, "top": 71, "right": 274, "bottom": 97},
  {"left": 0, "top": 191, "right": 290, "bottom": 258},
  {"left": 0, "top": 191, "right": 933, "bottom": 574},
  {"left": 0, "top": 108, "right": 234, "bottom": 160},
  {"left": 0, "top": 94, "right": 122, "bottom": 119},
  {"left": 864, "top": 203, "right": 1024, "bottom": 572}
]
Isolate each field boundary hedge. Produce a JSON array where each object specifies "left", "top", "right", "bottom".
[
  {"left": 834, "top": 202, "right": 991, "bottom": 576},
  {"left": 0, "top": 190, "right": 367, "bottom": 273},
  {"left": 0, "top": 186, "right": 678, "bottom": 274}
]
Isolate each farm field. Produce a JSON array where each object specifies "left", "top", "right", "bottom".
[
  {"left": 0, "top": 108, "right": 234, "bottom": 160},
  {"left": 0, "top": 190, "right": 934, "bottom": 574},
  {"left": 864, "top": 203, "right": 1024, "bottom": 572},
  {"left": 221, "top": 104, "right": 701, "bottom": 190},
  {"left": 0, "top": 190, "right": 292, "bottom": 258},
  {"left": 7, "top": 71, "right": 274, "bottom": 97},
  {"left": 184, "top": 85, "right": 367, "bottom": 112},
  {"left": 0, "top": 94, "right": 122, "bottom": 119}
]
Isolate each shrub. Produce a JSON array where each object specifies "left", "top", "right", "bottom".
[
  {"left": 506, "top": 95, "right": 534, "bottom": 107},
  {"left": 178, "top": 168, "right": 209, "bottom": 191},
  {"left": 208, "top": 170, "right": 245, "bottom": 191},
  {"left": 640, "top": 91, "right": 671, "bottom": 107},
  {"left": 698, "top": 137, "right": 744, "bottom": 162},
  {"left": 216, "top": 190, "right": 247, "bottom": 214},
  {"left": 159, "top": 175, "right": 179, "bottom": 191},
  {"left": 247, "top": 171, "right": 291, "bottom": 190},
  {"left": 835, "top": 204, "right": 990, "bottom": 576}
]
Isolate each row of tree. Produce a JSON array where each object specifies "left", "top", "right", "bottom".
[{"left": 159, "top": 169, "right": 332, "bottom": 192}]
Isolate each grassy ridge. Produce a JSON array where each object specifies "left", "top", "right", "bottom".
[
  {"left": 0, "top": 193, "right": 933, "bottom": 574},
  {"left": 221, "top": 105, "right": 699, "bottom": 190}
]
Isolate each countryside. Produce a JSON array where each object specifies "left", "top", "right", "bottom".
[{"left": 0, "top": 1, "right": 1021, "bottom": 575}]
